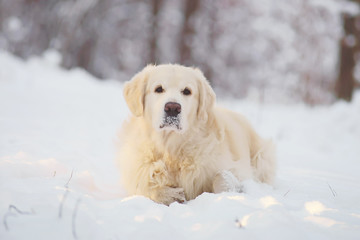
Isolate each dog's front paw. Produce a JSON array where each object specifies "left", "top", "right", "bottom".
[
  {"left": 156, "top": 187, "right": 186, "bottom": 205},
  {"left": 169, "top": 187, "right": 186, "bottom": 204}
]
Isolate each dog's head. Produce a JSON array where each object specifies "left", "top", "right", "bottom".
[{"left": 123, "top": 64, "right": 215, "bottom": 133}]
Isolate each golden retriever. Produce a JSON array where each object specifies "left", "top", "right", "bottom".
[{"left": 117, "top": 64, "right": 276, "bottom": 205}]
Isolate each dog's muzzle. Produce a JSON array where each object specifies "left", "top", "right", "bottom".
[{"left": 160, "top": 102, "right": 182, "bottom": 130}]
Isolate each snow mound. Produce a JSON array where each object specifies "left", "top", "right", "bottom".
[{"left": 0, "top": 51, "right": 359, "bottom": 239}]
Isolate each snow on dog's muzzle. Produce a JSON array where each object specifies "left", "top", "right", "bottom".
[{"left": 160, "top": 102, "right": 182, "bottom": 130}]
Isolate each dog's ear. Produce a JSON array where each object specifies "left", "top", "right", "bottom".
[
  {"left": 123, "top": 65, "right": 153, "bottom": 117},
  {"left": 195, "top": 68, "right": 216, "bottom": 122}
]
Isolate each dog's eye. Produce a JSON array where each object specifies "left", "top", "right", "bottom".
[
  {"left": 155, "top": 86, "right": 164, "bottom": 93},
  {"left": 182, "top": 88, "right": 191, "bottom": 96}
]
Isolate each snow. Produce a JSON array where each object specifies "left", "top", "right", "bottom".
[
  {"left": 1, "top": 51, "right": 360, "bottom": 239},
  {"left": 5, "top": 17, "right": 22, "bottom": 32}
]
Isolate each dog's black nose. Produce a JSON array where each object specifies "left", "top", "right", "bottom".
[{"left": 164, "top": 102, "right": 181, "bottom": 117}]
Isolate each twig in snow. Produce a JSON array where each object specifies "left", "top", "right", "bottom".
[
  {"left": 3, "top": 212, "right": 13, "bottom": 231},
  {"left": 327, "top": 182, "right": 337, "bottom": 197},
  {"left": 8, "top": 205, "right": 33, "bottom": 215},
  {"left": 283, "top": 189, "right": 291, "bottom": 197},
  {"left": 58, "top": 189, "right": 69, "bottom": 218},
  {"left": 53, "top": 171, "right": 56, "bottom": 177},
  {"left": 235, "top": 218, "right": 243, "bottom": 229},
  {"left": 58, "top": 169, "right": 75, "bottom": 218},
  {"left": 72, "top": 198, "right": 82, "bottom": 239},
  {"left": 65, "top": 169, "right": 74, "bottom": 188},
  {"left": 3, "top": 205, "right": 34, "bottom": 231}
]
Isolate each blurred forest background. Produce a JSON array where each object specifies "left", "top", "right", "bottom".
[{"left": 1, "top": 0, "right": 360, "bottom": 104}]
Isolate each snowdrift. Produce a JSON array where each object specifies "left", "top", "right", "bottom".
[{"left": 0, "top": 51, "right": 360, "bottom": 239}]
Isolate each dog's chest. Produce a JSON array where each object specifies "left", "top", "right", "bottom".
[
  {"left": 163, "top": 152, "right": 194, "bottom": 174},
  {"left": 162, "top": 151, "right": 212, "bottom": 194}
]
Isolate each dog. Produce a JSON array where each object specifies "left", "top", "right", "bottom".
[{"left": 117, "top": 64, "right": 276, "bottom": 205}]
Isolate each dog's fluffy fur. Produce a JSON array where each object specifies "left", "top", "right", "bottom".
[{"left": 117, "top": 64, "right": 276, "bottom": 205}]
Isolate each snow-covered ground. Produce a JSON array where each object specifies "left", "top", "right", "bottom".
[{"left": 0, "top": 51, "right": 359, "bottom": 240}]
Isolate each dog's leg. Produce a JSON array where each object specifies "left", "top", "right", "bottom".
[
  {"left": 145, "top": 160, "right": 186, "bottom": 205},
  {"left": 213, "top": 170, "right": 244, "bottom": 193}
]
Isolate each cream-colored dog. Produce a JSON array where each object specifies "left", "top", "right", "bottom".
[{"left": 117, "top": 64, "right": 276, "bottom": 205}]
